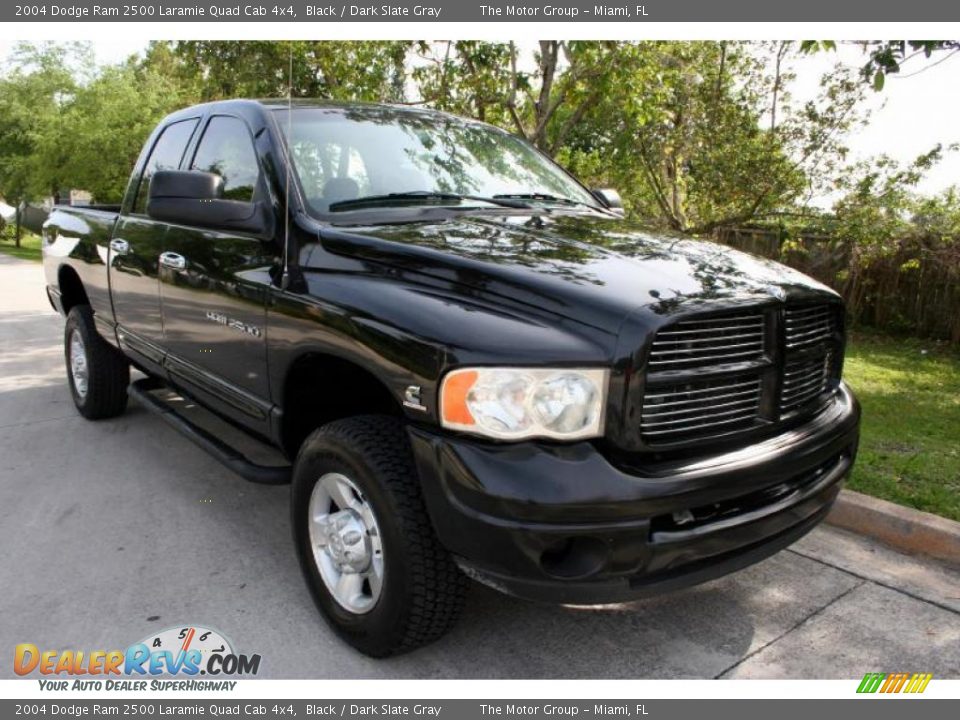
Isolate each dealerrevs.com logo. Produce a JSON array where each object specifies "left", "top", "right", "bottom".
[{"left": 14, "top": 626, "right": 261, "bottom": 691}]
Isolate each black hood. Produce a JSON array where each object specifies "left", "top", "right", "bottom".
[{"left": 313, "top": 212, "right": 838, "bottom": 330}]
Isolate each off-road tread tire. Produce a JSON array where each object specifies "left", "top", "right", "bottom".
[
  {"left": 292, "top": 415, "right": 467, "bottom": 657},
  {"left": 65, "top": 305, "right": 129, "bottom": 420}
]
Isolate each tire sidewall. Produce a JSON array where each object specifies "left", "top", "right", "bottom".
[
  {"left": 64, "top": 308, "right": 92, "bottom": 413},
  {"left": 291, "top": 430, "right": 417, "bottom": 655}
]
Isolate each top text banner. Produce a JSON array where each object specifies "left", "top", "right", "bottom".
[{"left": 6, "top": 0, "right": 960, "bottom": 22}]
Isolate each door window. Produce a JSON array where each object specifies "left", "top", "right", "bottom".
[
  {"left": 191, "top": 116, "right": 261, "bottom": 201},
  {"left": 132, "top": 118, "right": 199, "bottom": 214}
]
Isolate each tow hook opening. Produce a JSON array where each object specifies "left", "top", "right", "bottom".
[{"left": 540, "top": 536, "right": 609, "bottom": 580}]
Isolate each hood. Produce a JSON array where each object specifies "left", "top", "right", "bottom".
[{"left": 314, "top": 212, "right": 838, "bottom": 331}]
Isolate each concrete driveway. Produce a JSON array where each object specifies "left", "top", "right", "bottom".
[{"left": 1, "top": 252, "right": 957, "bottom": 679}]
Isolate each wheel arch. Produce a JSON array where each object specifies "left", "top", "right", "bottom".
[
  {"left": 278, "top": 351, "right": 403, "bottom": 459},
  {"left": 57, "top": 264, "right": 90, "bottom": 315}
]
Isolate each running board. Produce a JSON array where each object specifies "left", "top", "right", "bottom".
[{"left": 129, "top": 378, "right": 291, "bottom": 485}]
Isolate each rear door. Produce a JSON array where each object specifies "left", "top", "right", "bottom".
[
  {"left": 111, "top": 117, "right": 199, "bottom": 370},
  {"left": 158, "top": 114, "right": 275, "bottom": 432}
]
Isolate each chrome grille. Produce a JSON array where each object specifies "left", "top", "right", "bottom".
[
  {"left": 781, "top": 303, "right": 839, "bottom": 414},
  {"left": 648, "top": 310, "right": 766, "bottom": 373},
  {"left": 640, "top": 375, "right": 762, "bottom": 440},
  {"left": 639, "top": 302, "right": 841, "bottom": 446},
  {"left": 785, "top": 305, "right": 837, "bottom": 349},
  {"left": 781, "top": 353, "right": 832, "bottom": 413}
]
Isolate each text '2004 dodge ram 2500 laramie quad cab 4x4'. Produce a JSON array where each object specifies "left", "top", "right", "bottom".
[{"left": 43, "top": 99, "right": 860, "bottom": 657}]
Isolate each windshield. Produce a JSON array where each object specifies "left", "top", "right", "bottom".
[{"left": 274, "top": 106, "right": 600, "bottom": 217}]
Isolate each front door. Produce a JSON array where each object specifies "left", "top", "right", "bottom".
[{"left": 158, "top": 114, "right": 274, "bottom": 433}]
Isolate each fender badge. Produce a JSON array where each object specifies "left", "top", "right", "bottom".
[{"left": 403, "top": 385, "right": 428, "bottom": 412}]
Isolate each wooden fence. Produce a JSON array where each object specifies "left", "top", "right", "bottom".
[{"left": 714, "top": 227, "right": 960, "bottom": 345}]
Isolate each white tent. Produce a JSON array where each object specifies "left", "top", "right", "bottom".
[{"left": 0, "top": 201, "right": 16, "bottom": 223}]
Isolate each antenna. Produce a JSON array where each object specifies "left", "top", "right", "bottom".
[{"left": 280, "top": 45, "right": 293, "bottom": 291}]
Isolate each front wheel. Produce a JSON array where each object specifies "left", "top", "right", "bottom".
[
  {"left": 64, "top": 305, "right": 129, "bottom": 420},
  {"left": 291, "top": 415, "right": 467, "bottom": 657}
]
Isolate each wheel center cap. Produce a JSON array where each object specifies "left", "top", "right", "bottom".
[{"left": 321, "top": 509, "right": 370, "bottom": 573}]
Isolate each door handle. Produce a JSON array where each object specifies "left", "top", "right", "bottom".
[
  {"left": 109, "top": 238, "right": 130, "bottom": 254},
  {"left": 159, "top": 252, "right": 186, "bottom": 271}
]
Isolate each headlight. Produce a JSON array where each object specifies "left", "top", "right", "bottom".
[{"left": 440, "top": 367, "right": 608, "bottom": 441}]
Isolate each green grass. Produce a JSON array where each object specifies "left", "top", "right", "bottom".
[
  {"left": 0, "top": 229, "right": 42, "bottom": 262},
  {"left": 844, "top": 330, "right": 960, "bottom": 521}
]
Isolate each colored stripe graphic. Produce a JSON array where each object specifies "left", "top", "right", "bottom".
[
  {"left": 857, "top": 672, "right": 886, "bottom": 693},
  {"left": 857, "top": 672, "right": 932, "bottom": 694},
  {"left": 892, "top": 673, "right": 909, "bottom": 693}
]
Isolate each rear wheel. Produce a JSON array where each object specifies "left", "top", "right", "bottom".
[
  {"left": 64, "top": 305, "right": 129, "bottom": 419},
  {"left": 291, "top": 415, "right": 467, "bottom": 657}
]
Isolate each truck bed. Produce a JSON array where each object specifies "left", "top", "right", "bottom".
[{"left": 41, "top": 205, "right": 120, "bottom": 336}]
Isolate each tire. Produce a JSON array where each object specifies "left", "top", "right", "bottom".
[
  {"left": 291, "top": 415, "right": 467, "bottom": 657},
  {"left": 64, "top": 305, "right": 130, "bottom": 420}
]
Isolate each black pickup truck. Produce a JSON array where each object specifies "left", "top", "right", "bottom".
[{"left": 42, "top": 99, "right": 860, "bottom": 657}]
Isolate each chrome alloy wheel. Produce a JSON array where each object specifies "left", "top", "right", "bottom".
[
  {"left": 69, "top": 329, "right": 89, "bottom": 399},
  {"left": 308, "top": 472, "right": 384, "bottom": 614}
]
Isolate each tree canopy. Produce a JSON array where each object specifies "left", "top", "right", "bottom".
[{"left": 0, "top": 40, "right": 954, "bottom": 236}]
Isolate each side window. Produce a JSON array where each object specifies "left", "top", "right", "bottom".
[
  {"left": 133, "top": 119, "right": 199, "bottom": 215},
  {"left": 191, "top": 116, "right": 260, "bottom": 201}
]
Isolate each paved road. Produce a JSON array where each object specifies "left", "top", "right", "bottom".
[{"left": 1, "top": 253, "right": 958, "bottom": 679}]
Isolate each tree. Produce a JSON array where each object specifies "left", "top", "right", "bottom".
[
  {"left": 412, "top": 41, "right": 620, "bottom": 156},
  {"left": 0, "top": 43, "right": 86, "bottom": 198},
  {"left": 572, "top": 42, "right": 806, "bottom": 234},
  {"left": 56, "top": 63, "right": 188, "bottom": 203},
  {"left": 801, "top": 40, "right": 960, "bottom": 90},
  {"left": 0, "top": 40, "right": 876, "bottom": 236},
  {"left": 413, "top": 41, "right": 866, "bottom": 235},
  {"left": 0, "top": 43, "right": 91, "bottom": 244},
  {"left": 154, "top": 41, "right": 412, "bottom": 102}
]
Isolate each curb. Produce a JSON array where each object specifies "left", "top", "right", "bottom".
[{"left": 826, "top": 489, "right": 960, "bottom": 566}]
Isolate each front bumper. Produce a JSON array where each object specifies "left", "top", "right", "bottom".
[{"left": 409, "top": 383, "right": 860, "bottom": 604}]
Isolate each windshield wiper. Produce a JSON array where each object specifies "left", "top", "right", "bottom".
[
  {"left": 494, "top": 192, "right": 595, "bottom": 209},
  {"left": 328, "top": 191, "right": 531, "bottom": 213}
]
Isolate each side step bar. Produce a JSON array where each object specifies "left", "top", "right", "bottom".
[{"left": 129, "top": 378, "right": 291, "bottom": 485}]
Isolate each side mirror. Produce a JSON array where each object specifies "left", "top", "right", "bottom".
[
  {"left": 592, "top": 188, "right": 625, "bottom": 216},
  {"left": 147, "top": 170, "right": 268, "bottom": 236}
]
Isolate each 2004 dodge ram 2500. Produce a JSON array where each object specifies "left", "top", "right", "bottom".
[{"left": 43, "top": 100, "right": 860, "bottom": 657}]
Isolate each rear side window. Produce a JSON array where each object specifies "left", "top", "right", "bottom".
[
  {"left": 191, "top": 116, "right": 260, "bottom": 201},
  {"left": 133, "top": 118, "right": 199, "bottom": 215}
]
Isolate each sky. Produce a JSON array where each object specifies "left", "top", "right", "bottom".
[
  {"left": 784, "top": 43, "right": 960, "bottom": 202},
  {"left": 1, "top": 38, "right": 958, "bottom": 204}
]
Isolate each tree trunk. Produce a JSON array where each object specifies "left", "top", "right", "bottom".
[{"left": 15, "top": 202, "right": 21, "bottom": 248}]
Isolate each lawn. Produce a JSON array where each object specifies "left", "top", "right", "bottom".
[
  {"left": 844, "top": 330, "right": 960, "bottom": 522},
  {"left": 0, "top": 229, "right": 42, "bottom": 262}
]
